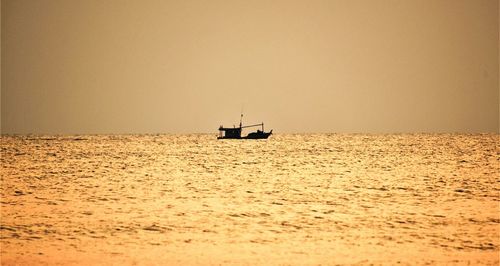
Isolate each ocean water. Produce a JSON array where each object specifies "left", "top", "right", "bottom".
[{"left": 1, "top": 134, "right": 499, "bottom": 265}]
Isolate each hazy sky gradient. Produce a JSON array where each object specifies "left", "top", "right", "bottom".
[{"left": 1, "top": 0, "right": 499, "bottom": 134}]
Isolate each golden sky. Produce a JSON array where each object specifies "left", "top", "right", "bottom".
[{"left": 1, "top": 0, "right": 499, "bottom": 134}]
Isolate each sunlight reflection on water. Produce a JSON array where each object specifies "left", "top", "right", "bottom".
[{"left": 1, "top": 134, "right": 499, "bottom": 265}]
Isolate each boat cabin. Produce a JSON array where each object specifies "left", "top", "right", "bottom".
[{"left": 218, "top": 126, "right": 242, "bottom": 139}]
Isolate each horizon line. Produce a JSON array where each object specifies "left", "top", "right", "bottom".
[{"left": 1, "top": 131, "right": 499, "bottom": 136}]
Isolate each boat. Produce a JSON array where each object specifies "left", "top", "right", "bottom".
[{"left": 218, "top": 114, "right": 273, "bottom": 139}]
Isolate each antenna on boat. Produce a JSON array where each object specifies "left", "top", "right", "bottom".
[{"left": 240, "top": 104, "right": 244, "bottom": 128}]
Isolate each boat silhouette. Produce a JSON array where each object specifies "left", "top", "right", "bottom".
[{"left": 218, "top": 114, "right": 272, "bottom": 139}]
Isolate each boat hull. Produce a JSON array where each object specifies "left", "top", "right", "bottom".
[{"left": 218, "top": 130, "right": 272, "bottom": 140}]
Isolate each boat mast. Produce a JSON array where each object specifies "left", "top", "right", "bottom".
[{"left": 239, "top": 113, "right": 243, "bottom": 128}]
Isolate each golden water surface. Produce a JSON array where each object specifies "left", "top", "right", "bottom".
[{"left": 1, "top": 134, "right": 499, "bottom": 265}]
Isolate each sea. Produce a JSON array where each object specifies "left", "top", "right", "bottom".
[{"left": 1, "top": 133, "right": 499, "bottom": 265}]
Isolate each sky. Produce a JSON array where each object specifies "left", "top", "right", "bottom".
[{"left": 1, "top": 0, "right": 499, "bottom": 134}]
